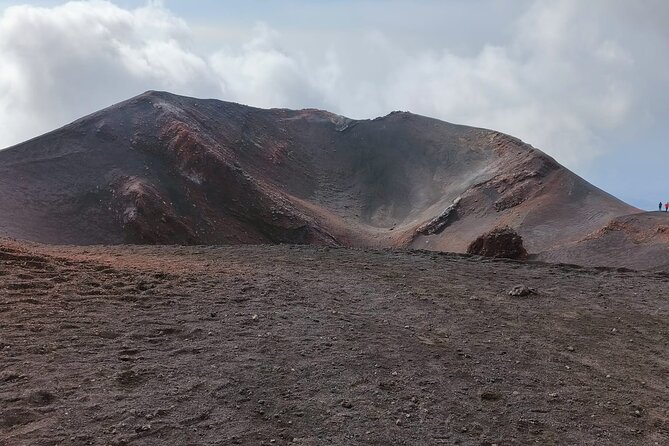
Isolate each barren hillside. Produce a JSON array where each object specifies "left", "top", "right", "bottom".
[
  {"left": 0, "top": 91, "right": 641, "bottom": 264},
  {"left": 537, "top": 211, "right": 669, "bottom": 270}
]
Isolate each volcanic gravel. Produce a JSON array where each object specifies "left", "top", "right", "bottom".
[{"left": 1, "top": 242, "right": 668, "bottom": 445}]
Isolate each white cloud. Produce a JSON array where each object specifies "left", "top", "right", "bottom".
[
  {"left": 309, "top": 0, "right": 642, "bottom": 167},
  {"left": 0, "top": 0, "right": 215, "bottom": 147},
  {"left": 0, "top": 0, "right": 666, "bottom": 179},
  {"left": 208, "top": 23, "right": 331, "bottom": 110}
]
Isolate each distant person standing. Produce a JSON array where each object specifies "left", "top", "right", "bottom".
[{"left": 665, "top": 202, "right": 669, "bottom": 212}]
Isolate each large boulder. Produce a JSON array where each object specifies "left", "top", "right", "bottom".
[{"left": 467, "top": 226, "right": 528, "bottom": 260}]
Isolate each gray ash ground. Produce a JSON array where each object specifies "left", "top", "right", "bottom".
[{"left": 1, "top": 242, "right": 668, "bottom": 445}]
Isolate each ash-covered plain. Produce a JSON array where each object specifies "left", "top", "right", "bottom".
[{"left": 1, "top": 240, "right": 667, "bottom": 445}]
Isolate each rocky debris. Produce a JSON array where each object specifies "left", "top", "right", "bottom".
[
  {"left": 480, "top": 391, "right": 503, "bottom": 402},
  {"left": 467, "top": 226, "right": 528, "bottom": 260},
  {"left": 416, "top": 197, "right": 461, "bottom": 236},
  {"left": 508, "top": 285, "right": 538, "bottom": 297},
  {"left": 27, "top": 390, "right": 55, "bottom": 406}
]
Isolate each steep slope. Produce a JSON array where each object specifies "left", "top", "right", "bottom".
[{"left": 0, "top": 91, "right": 639, "bottom": 260}]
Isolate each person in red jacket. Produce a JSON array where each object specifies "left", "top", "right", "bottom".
[{"left": 665, "top": 202, "right": 669, "bottom": 212}]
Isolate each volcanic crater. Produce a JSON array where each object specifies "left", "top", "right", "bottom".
[{"left": 3, "top": 90, "right": 664, "bottom": 269}]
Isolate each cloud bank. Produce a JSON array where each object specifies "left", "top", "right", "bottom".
[{"left": 0, "top": 0, "right": 667, "bottom": 179}]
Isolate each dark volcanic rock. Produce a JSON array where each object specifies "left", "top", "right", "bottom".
[
  {"left": 467, "top": 226, "right": 528, "bottom": 260},
  {"left": 508, "top": 284, "right": 538, "bottom": 297},
  {"left": 415, "top": 197, "right": 461, "bottom": 236}
]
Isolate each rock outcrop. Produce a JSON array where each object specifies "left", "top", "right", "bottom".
[{"left": 467, "top": 226, "right": 528, "bottom": 260}]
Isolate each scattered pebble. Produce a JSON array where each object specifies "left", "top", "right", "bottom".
[{"left": 508, "top": 285, "right": 538, "bottom": 297}]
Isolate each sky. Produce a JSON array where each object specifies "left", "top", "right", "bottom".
[{"left": 0, "top": 0, "right": 667, "bottom": 209}]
